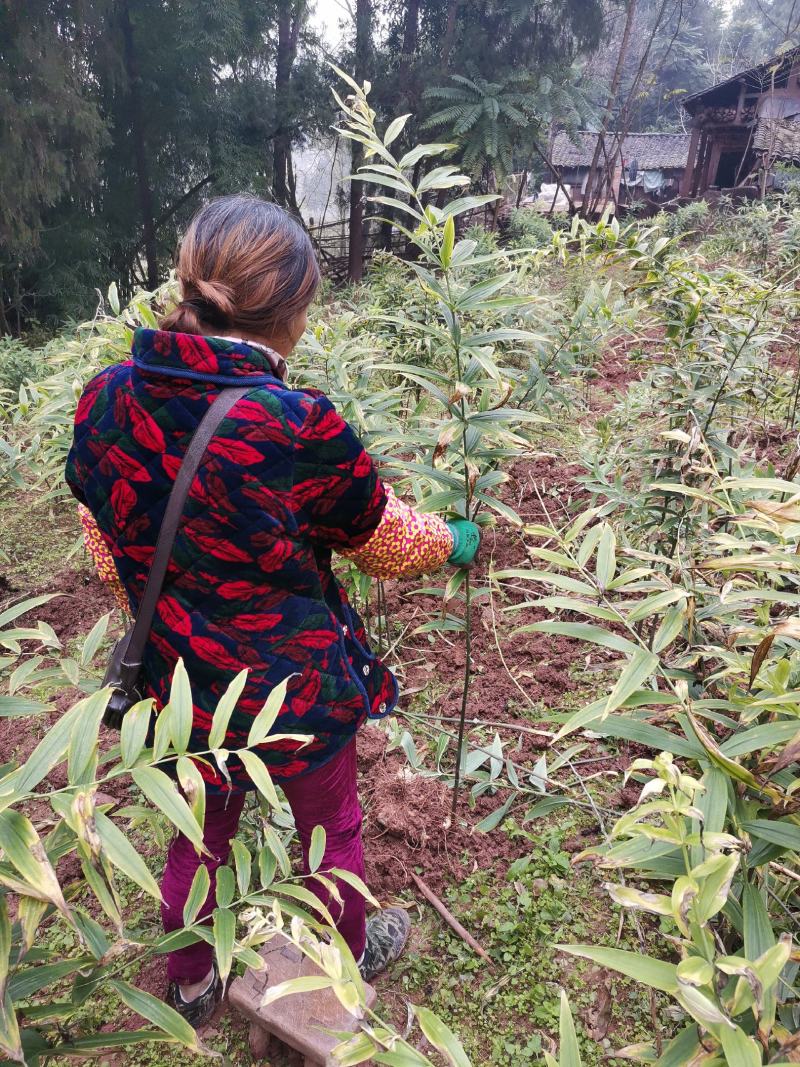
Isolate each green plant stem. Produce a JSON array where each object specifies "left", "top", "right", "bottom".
[{"left": 451, "top": 568, "right": 471, "bottom": 817}]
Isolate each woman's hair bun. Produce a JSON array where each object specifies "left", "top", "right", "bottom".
[{"left": 191, "top": 278, "right": 236, "bottom": 320}]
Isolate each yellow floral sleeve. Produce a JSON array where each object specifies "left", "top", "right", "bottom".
[
  {"left": 77, "top": 504, "right": 130, "bottom": 613},
  {"left": 341, "top": 485, "right": 453, "bottom": 580}
]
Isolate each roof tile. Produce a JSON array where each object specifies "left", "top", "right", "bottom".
[{"left": 550, "top": 131, "right": 691, "bottom": 169}]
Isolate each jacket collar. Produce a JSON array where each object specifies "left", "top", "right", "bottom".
[{"left": 131, "top": 328, "right": 288, "bottom": 385}]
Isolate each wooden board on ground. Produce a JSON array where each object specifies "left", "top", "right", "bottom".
[{"left": 228, "top": 933, "right": 376, "bottom": 1066}]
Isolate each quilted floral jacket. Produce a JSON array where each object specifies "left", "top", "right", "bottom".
[{"left": 66, "top": 329, "right": 400, "bottom": 791}]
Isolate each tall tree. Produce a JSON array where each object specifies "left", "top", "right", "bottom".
[
  {"left": 119, "top": 0, "right": 159, "bottom": 290},
  {"left": 273, "top": 0, "right": 305, "bottom": 209},
  {"left": 347, "top": 0, "right": 372, "bottom": 283},
  {"left": 1, "top": 0, "right": 330, "bottom": 330},
  {"left": 581, "top": 0, "right": 639, "bottom": 218},
  {"left": 0, "top": 0, "right": 107, "bottom": 333}
]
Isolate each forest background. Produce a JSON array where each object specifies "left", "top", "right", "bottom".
[{"left": 3, "top": 0, "right": 800, "bottom": 338}]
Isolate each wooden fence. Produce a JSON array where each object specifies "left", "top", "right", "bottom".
[{"left": 309, "top": 196, "right": 503, "bottom": 282}]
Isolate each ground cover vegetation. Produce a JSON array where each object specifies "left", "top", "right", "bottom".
[{"left": 2, "top": 68, "right": 800, "bottom": 1063}]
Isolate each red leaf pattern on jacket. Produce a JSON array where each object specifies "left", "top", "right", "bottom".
[{"left": 65, "top": 329, "right": 397, "bottom": 793}]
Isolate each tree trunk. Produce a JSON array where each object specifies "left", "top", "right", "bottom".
[
  {"left": 273, "top": 2, "right": 303, "bottom": 209},
  {"left": 398, "top": 0, "right": 419, "bottom": 107},
  {"left": 347, "top": 0, "right": 371, "bottom": 283},
  {"left": 440, "top": 0, "right": 460, "bottom": 71},
  {"left": 120, "top": 0, "right": 159, "bottom": 290},
  {"left": 286, "top": 150, "right": 301, "bottom": 216},
  {"left": 588, "top": 0, "right": 675, "bottom": 217},
  {"left": 581, "top": 0, "right": 637, "bottom": 219},
  {"left": 0, "top": 278, "right": 9, "bottom": 337},
  {"left": 273, "top": 2, "right": 292, "bottom": 205}
]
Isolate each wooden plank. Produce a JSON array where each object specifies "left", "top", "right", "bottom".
[{"left": 229, "top": 933, "right": 376, "bottom": 1066}]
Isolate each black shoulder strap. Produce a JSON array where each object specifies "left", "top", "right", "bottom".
[{"left": 124, "top": 386, "right": 250, "bottom": 668}]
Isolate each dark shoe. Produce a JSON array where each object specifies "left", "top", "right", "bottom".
[
  {"left": 358, "top": 907, "right": 411, "bottom": 981},
  {"left": 167, "top": 961, "right": 222, "bottom": 1028}
]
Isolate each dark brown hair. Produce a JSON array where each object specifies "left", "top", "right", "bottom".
[{"left": 160, "top": 195, "right": 320, "bottom": 339}]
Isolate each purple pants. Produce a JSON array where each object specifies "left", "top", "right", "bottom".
[{"left": 161, "top": 738, "right": 366, "bottom": 984}]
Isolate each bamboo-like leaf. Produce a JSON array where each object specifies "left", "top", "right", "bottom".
[
  {"left": 441, "top": 215, "right": 455, "bottom": 270},
  {"left": 0, "top": 986, "right": 21, "bottom": 1063},
  {"left": 80, "top": 612, "right": 110, "bottom": 667},
  {"left": 238, "top": 749, "right": 281, "bottom": 809},
  {"left": 273, "top": 882, "right": 335, "bottom": 925},
  {"left": 6, "top": 696, "right": 85, "bottom": 795},
  {"left": 0, "top": 809, "right": 69, "bottom": 915},
  {"left": 718, "top": 1025, "right": 762, "bottom": 1067},
  {"left": 691, "top": 767, "right": 729, "bottom": 866},
  {"left": 519, "top": 621, "right": 639, "bottom": 655},
  {"left": 208, "top": 668, "right": 248, "bottom": 749},
  {"left": 131, "top": 767, "right": 205, "bottom": 851},
  {"left": 168, "top": 658, "right": 193, "bottom": 755},
  {"left": 257, "top": 825, "right": 291, "bottom": 881},
  {"left": 652, "top": 604, "right": 687, "bottom": 653},
  {"left": 596, "top": 523, "right": 616, "bottom": 589},
  {"left": 67, "top": 688, "right": 108, "bottom": 785},
  {"left": 120, "top": 699, "right": 155, "bottom": 768},
  {"left": 440, "top": 193, "right": 499, "bottom": 219},
  {"left": 674, "top": 985, "right": 733, "bottom": 1029},
  {"left": 627, "top": 589, "right": 688, "bottom": 623},
  {"left": 110, "top": 980, "right": 203, "bottom": 1050},
  {"left": 8, "top": 655, "right": 43, "bottom": 695},
  {"left": 261, "top": 974, "right": 335, "bottom": 1007},
  {"left": 215, "top": 865, "right": 235, "bottom": 908},
  {"left": 0, "top": 594, "right": 59, "bottom": 629},
  {"left": 183, "top": 865, "right": 210, "bottom": 926},
  {"left": 686, "top": 711, "right": 762, "bottom": 791},
  {"left": 748, "top": 632, "right": 775, "bottom": 691},
  {"left": 258, "top": 845, "right": 277, "bottom": 888},
  {"left": 0, "top": 696, "right": 47, "bottom": 718},
  {"left": 0, "top": 898, "right": 10, "bottom": 1002},
  {"left": 94, "top": 811, "right": 162, "bottom": 900},
  {"left": 558, "top": 945, "right": 678, "bottom": 993},
  {"left": 230, "top": 839, "right": 251, "bottom": 896},
  {"left": 308, "top": 825, "right": 326, "bottom": 874},
  {"left": 398, "top": 142, "right": 454, "bottom": 170},
  {"left": 413, "top": 1006, "right": 470, "bottom": 1066},
  {"left": 558, "top": 989, "right": 582, "bottom": 1067},
  {"left": 330, "top": 1032, "right": 379, "bottom": 1066},
  {"left": 212, "top": 906, "right": 236, "bottom": 982},
  {"left": 742, "top": 818, "right": 800, "bottom": 851},
  {"left": 602, "top": 649, "right": 658, "bottom": 721},
  {"left": 383, "top": 113, "right": 410, "bottom": 147},
  {"left": 476, "top": 794, "right": 515, "bottom": 832},
  {"left": 651, "top": 1025, "right": 704, "bottom": 1067},
  {"left": 15, "top": 895, "right": 48, "bottom": 956},
  {"left": 329, "top": 868, "right": 381, "bottom": 909},
  {"left": 743, "top": 880, "right": 775, "bottom": 962},
  {"left": 247, "top": 676, "right": 292, "bottom": 748}
]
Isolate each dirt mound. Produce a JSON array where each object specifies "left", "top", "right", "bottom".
[{"left": 358, "top": 726, "right": 518, "bottom": 899}]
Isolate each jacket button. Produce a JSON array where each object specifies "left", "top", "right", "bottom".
[
  {"left": 342, "top": 625, "right": 348, "bottom": 636},
  {"left": 379, "top": 701, "right": 387, "bottom": 713},
  {"left": 362, "top": 664, "right": 370, "bottom": 676}
]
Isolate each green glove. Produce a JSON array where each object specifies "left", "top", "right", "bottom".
[{"left": 446, "top": 519, "right": 481, "bottom": 567}]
